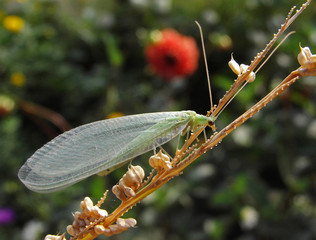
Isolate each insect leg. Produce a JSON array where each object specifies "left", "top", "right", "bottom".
[
  {"left": 158, "top": 145, "right": 173, "bottom": 161},
  {"left": 176, "top": 134, "right": 181, "bottom": 151},
  {"left": 203, "top": 128, "right": 207, "bottom": 142}
]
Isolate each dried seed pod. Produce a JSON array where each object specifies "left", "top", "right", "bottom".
[
  {"left": 112, "top": 185, "right": 127, "bottom": 200},
  {"left": 44, "top": 234, "right": 66, "bottom": 240},
  {"left": 228, "top": 55, "right": 241, "bottom": 75},
  {"left": 94, "top": 218, "right": 137, "bottom": 237},
  {"left": 298, "top": 45, "right": 312, "bottom": 66},
  {"left": 149, "top": 150, "right": 171, "bottom": 171},
  {"left": 247, "top": 72, "right": 256, "bottom": 83},
  {"left": 80, "top": 197, "right": 93, "bottom": 214},
  {"left": 240, "top": 64, "right": 256, "bottom": 83},
  {"left": 66, "top": 225, "right": 77, "bottom": 236},
  {"left": 228, "top": 55, "right": 256, "bottom": 82},
  {"left": 112, "top": 165, "right": 145, "bottom": 200},
  {"left": 112, "top": 181, "right": 137, "bottom": 199},
  {"left": 298, "top": 45, "right": 316, "bottom": 69},
  {"left": 122, "top": 165, "right": 145, "bottom": 189},
  {"left": 94, "top": 225, "right": 107, "bottom": 235}
]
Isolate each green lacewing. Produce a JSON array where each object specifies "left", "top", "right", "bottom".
[{"left": 18, "top": 111, "right": 215, "bottom": 193}]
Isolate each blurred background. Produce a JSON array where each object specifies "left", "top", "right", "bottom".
[{"left": 1, "top": 0, "right": 316, "bottom": 239}]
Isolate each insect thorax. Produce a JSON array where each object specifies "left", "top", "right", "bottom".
[{"left": 189, "top": 113, "right": 216, "bottom": 132}]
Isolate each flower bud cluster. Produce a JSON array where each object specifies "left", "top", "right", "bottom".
[
  {"left": 149, "top": 150, "right": 171, "bottom": 171},
  {"left": 112, "top": 165, "right": 145, "bottom": 201},
  {"left": 66, "top": 197, "right": 108, "bottom": 237},
  {"left": 228, "top": 55, "right": 256, "bottom": 82},
  {"left": 298, "top": 45, "right": 316, "bottom": 69}
]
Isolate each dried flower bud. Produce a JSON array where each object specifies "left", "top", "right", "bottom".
[
  {"left": 66, "top": 225, "right": 76, "bottom": 236},
  {"left": 298, "top": 44, "right": 316, "bottom": 69},
  {"left": 112, "top": 185, "right": 127, "bottom": 200},
  {"left": 122, "top": 165, "right": 145, "bottom": 190},
  {"left": 44, "top": 234, "right": 66, "bottom": 240},
  {"left": 298, "top": 46, "right": 309, "bottom": 66},
  {"left": 94, "top": 218, "right": 137, "bottom": 237},
  {"left": 112, "top": 165, "right": 145, "bottom": 201},
  {"left": 247, "top": 72, "right": 256, "bottom": 83},
  {"left": 228, "top": 55, "right": 241, "bottom": 75},
  {"left": 94, "top": 224, "right": 107, "bottom": 235},
  {"left": 149, "top": 150, "right": 171, "bottom": 171},
  {"left": 239, "top": 64, "right": 249, "bottom": 74},
  {"left": 228, "top": 57, "right": 255, "bottom": 82},
  {"left": 239, "top": 64, "right": 256, "bottom": 82},
  {"left": 95, "top": 208, "right": 108, "bottom": 217},
  {"left": 119, "top": 218, "right": 137, "bottom": 228},
  {"left": 81, "top": 197, "right": 93, "bottom": 213}
]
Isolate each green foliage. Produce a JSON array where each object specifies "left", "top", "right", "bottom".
[{"left": 0, "top": 0, "right": 316, "bottom": 239}]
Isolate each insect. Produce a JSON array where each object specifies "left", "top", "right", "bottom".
[{"left": 18, "top": 111, "right": 216, "bottom": 193}]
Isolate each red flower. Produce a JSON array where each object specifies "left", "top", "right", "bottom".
[{"left": 145, "top": 29, "right": 199, "bottom": 80}]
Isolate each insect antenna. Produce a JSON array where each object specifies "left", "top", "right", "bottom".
[
  {"left": 213, "top": 31, "right": 296, "bottom": 120},
  {"left": 195, "top": 21, "right": 213, "bottom": 114}
]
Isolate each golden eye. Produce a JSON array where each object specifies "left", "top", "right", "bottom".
[
  {"left": 208, "top": 120, "right": 216, "bottom": 131},
  {"left": 208, "top": 120, "right": 214, "bottom": 126}
]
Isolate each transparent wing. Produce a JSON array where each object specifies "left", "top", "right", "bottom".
[{"left": 18, "top": 111, "right": 194, "bottom": 193}]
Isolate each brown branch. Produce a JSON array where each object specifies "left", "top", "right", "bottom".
[
  {"left": 19, "top": 100, "right": 72, "bottom": 134},
  {"left": 211, "top": 0, "right": 311, "bottom": 118}
]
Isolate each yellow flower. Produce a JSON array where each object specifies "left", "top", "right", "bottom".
[
  {"left": 10, "top": 72, "right": 26, "bottom": 87},
  {"left": 106, "top": 112, "right": 124, "bottom": 119},
  {"left": 3, "top": 15, "right": 24, "bottom": 33}
]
